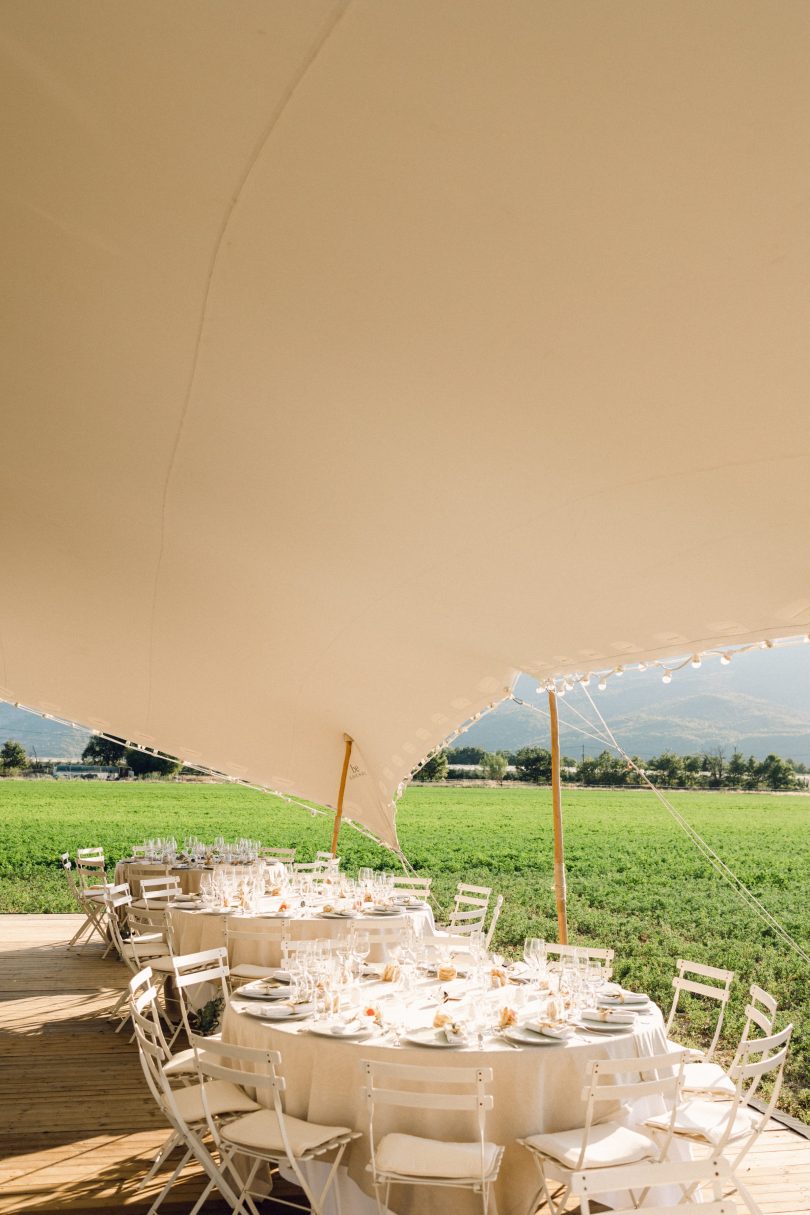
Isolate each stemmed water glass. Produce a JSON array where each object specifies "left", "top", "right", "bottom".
[
  {"left": 350, "top": 929, "right": 370, "bottom": 978},
  {"left": 523, "top": 937, "right": 546, "bottom": 977}
]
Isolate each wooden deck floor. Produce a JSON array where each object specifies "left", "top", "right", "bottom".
[
  {"left": 1, "top": 914, "right": 809, "bottom": 1214},
  {"left": 0, "top": 915, "right": 302, "bottom": 1213}
]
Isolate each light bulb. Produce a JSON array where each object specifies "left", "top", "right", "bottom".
[
  {"left": 597, "top": 678, "right": 608, "bottom": 692},
  {"left": 615, "top": 665, "right": 624, "bottom": 676},
  {"left": 581, "top": 674, "right": 591, "bottom": 688},
  {"left": 762, "top": 639, "right": 774, "bottom": 649},
  {"left": 691, "top": 655, "right": 702, "bottom": 669},
  {"left": 662, "top": 672, "right": 672, "bottom": 684},
  {"left": 720, "top": 653, "right": 731, "bottom": 665},
  {"left": 637, "top": 662, "right": 647, "bottom": 672}
]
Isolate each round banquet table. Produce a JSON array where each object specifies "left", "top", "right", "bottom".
[
  {"left": 168, "top": 899, "right": 435, "bottom": 968},
  {"left": 220, "top": 975, "right": 675, "bottom": 1215},
  {"left": 114, "top": 859, "right": 211, "bottom": 897}
]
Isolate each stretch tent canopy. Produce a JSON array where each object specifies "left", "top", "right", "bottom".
[{"left": 2, "top": 1, "right": 809, "bottom": 850}]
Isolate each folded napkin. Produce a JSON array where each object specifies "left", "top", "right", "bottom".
[
  {"left": 261, "top": 1001, "right": 314, "bottom": 1019},
  {"left": 257, "top": 983, "right": 292, "bottom": 999},
  {"left": 581, "top": 1006, "right": 635, "bottom": 1024},
  {"left": 599, "top": 988, "right": 648, "bottom": 1005},
  {"left": 443, "top": 1023, "right": 468, "bottom": 1044},
  {"left": 330, "top": 1016, "right": 361, "bottom": 1034},
  {"left": 257, "top": 1003, "right": 294, "bottom": 1018},
  {"left": 530, "top": 1020, "right": 571, "bottom": 1039}
]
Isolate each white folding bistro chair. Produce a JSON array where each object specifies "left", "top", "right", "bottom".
[
  {"left": 665, "top": 959, "right": 735, "bottom": 1062},
  {"left": 570, "top": 1156, "right": 735, "bottom": 1215},
  {"left": 315, "top": 850, "right": 340, "bottom": 866},
  {"left": 138, "top": 875, "right": 184, "bottom": 907},
  {"left": 645, "top": 1024, "right": 793, "bottom": 1215},
  {"left": 543, "top": 942, "right": 615, "bottom": 979},
  {"left": 390, "top": 874, "right": 432, "bottom": 901},
  {"left": 484, "top": 893, "right": 504, "bottom": 949},
  {"left": 682, "top": 984, "right": 777, "bottom": 1097},
  {"left": 129, "top": 967, "right": 201, "bottom": 1084},
  {"left": 447, "top": 883, "right": 491, "bottom": 935},
  {"left": 519, "top": 1050, "right": 686, "bottom": 1215},
  {"left": 106, "top": 887, "right": 176, "bottom": 1031},
  {"left": 225, "top": 915, "right": 290, "bottom": 986},
  {"left": 354, "top": 921, "right": 407, "bottom": 962},
  {"left": 171, "top": 947, "right": 230, "bottom": 1045},
  {"left": 190, "top": 1034, "right": 359, "bottom": 1215},
  {"left": 362, "top": 1058, "right": 504, "bottom": 1215},
  {"left": 76, "top": 847, "right": 108, "bottom": 891},
  {"left": 261, "top": 846, "right": 296, "bottom": 865},
  {"left": 129, "top": 968, "right": 257, "bottom": 1215},
  {"left": 282, "top": 936, "right": 347, "bottom": 966},
  {"left": 60, "top": 852, "right": 110, "bottom": 949}
]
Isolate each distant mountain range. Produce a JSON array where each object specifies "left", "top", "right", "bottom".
[
  {"left": 1, "top": 644, "right": 808, "bottom": 765},
  {"left": 455, "top": 646, "right": 810, "bottom": 762}
]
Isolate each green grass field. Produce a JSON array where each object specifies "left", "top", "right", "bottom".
[{"left": 1, "top": 781, "right": 808, "bottom": 1120}]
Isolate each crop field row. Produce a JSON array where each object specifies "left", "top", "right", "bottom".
[{"left": 1, "top": 781, "right": 808, "bottom": 1120}]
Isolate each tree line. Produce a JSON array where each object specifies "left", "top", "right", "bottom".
[
  {"left": 1, "top": 733, "right": 805, "bottom": 792},
  {"left": 414, "top": 744, "right": 806, "bottom": 791},
  {"left": 0, "top": 736, "right": 181, "bottom": 777}
]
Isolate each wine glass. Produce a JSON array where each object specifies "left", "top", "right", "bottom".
[{"left": 351, "top": 930, "right": 370, "bottom": 976}]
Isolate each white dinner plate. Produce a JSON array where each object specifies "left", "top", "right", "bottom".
[
  {"left": 235, "top": 980, "right": 292, "bottom": 1000},
  {"left": 519, "top": 1023, "right": 574, "bottom": 1042},
  {"left": 503, "top": 1025, "right": 565, "bottom": 1047},
  {"left": 319, "top": 910, "right": 360, "bottom": 919},
  {"left": 236, "top": 1002, "right": 315, "bottom": 1022},
  {"left": 598, "top": 993, "right": 649, "bottom": 1008},
  {"left": 308, "top": 1022, "right": 378, "bottom": 1041},
  {"left": 578, "top": 1016, "right": 633, "bottom": 1034},
  {"left": 401, "top": 1027, "right": 470, "bottom": 1049},
  {"left": 363, "top": 906, "right": 403, "bottom": 917}
]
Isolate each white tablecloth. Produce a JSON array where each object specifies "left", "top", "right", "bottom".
[
  {"left": 169, "top": 901, "right": 435, "bottom": 967},
  {"left": 220, "top": 979, "right": 672, "bottom": 1215}
]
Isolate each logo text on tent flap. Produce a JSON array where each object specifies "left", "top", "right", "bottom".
[{"left": 348, "top": 762, "right": 367, "bottom": 781}]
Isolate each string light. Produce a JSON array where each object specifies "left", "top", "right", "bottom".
[
  {"left": 662, "top": 671, "right": 672, "bottom": 684},
  {"left": 720, "top": 653, "right": 732, "bottom": 665},
  {"left": 597, "top": 678, "right": 608, "bottom": 692},
  {"left": 690, "top": 655, "right": 702, "bottom": 669}
]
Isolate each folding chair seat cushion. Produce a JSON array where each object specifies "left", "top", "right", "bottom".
[
  {"left": 162, "top": 1039, "right": 222, "bottom": 1077},
  {"left": 524, "top": 1121, "right": 658, "bottom": 1170},
  {"left": 220, "top": 1107, "right": 353, "bottom": 1157},
  {"left": 229, "top": 962, "right": 277, "bottom": 979},
  {"left": 375, "top": 1132, "right": 501, "bottom": 1180},
  {"left": 681, "top": 1061, "right": 736, "bottom": 1096},
  {"left": 172, "top": 1079, "right": 261, "bottom": 1122},
  {"left": 646, "top": 1098, "right": 758, "bottom": 1144},
  {"left": 121, "top": 945, "right": 174, "bottom": 970}
]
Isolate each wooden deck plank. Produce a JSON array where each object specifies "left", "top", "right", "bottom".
[{"left": 1, "top": 914, "right": 809, "bottom": 1213}]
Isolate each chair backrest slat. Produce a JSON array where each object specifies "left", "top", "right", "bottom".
[{"left": 665, "top": 959, "right": 734, "bottom": 1060}]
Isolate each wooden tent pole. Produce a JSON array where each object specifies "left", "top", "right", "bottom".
[
  {"left": 330, "top": 735, "right": 353, "bottom": 857},
  {"left": 548, "top": 689, "right": 568, "bottom": 944}
]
